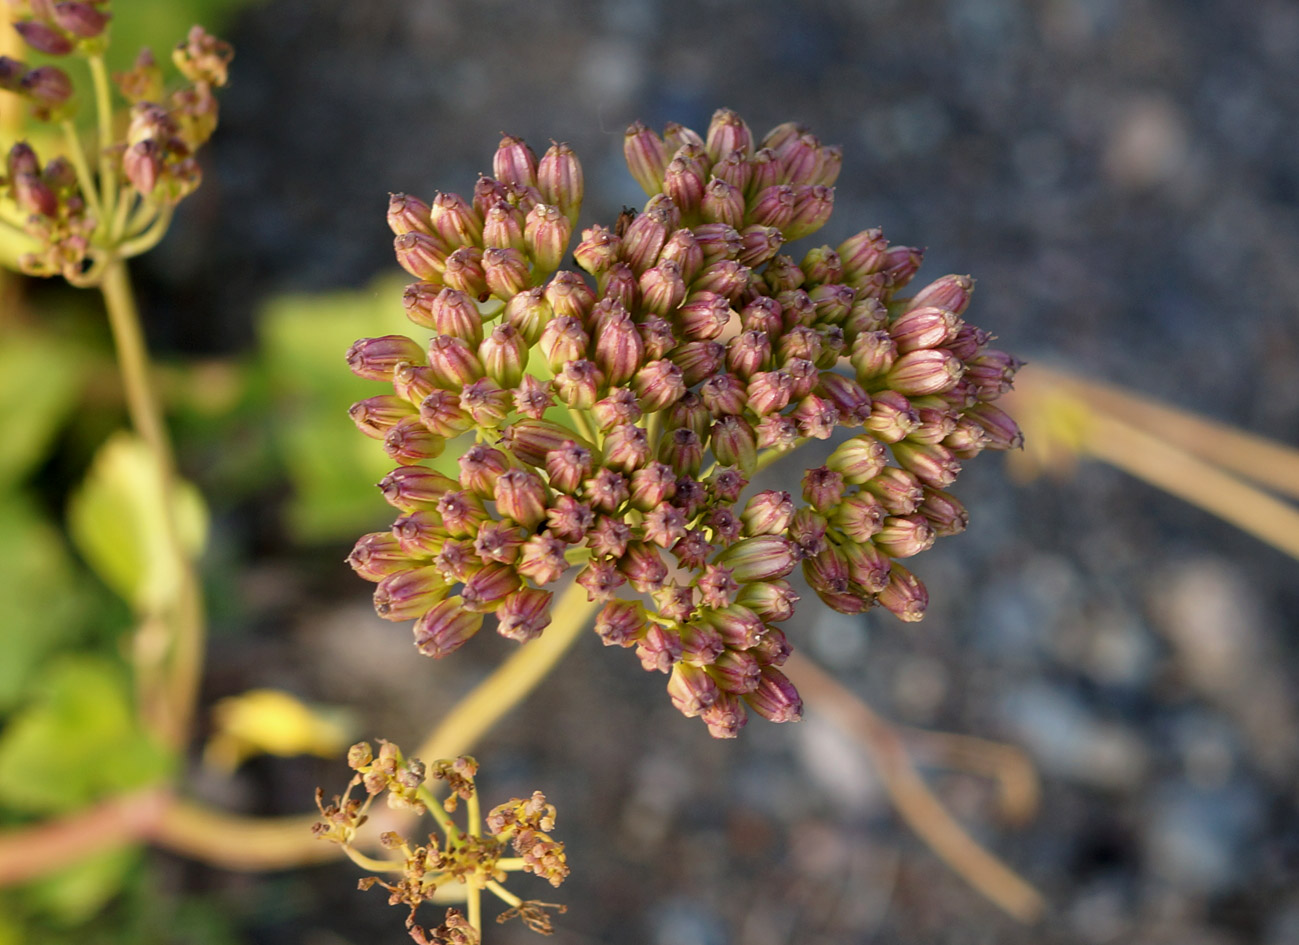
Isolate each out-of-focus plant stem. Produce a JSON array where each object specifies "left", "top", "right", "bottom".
[{"left": 100, "top": 258, "right": 206, "bottom": 749}]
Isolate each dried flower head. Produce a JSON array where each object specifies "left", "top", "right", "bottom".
[{"left": 347, "top": 108, "right": 1022, "bottom": 738}]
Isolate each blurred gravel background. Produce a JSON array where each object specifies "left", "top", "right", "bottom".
[{"left": 140, "top": 1, "right": 1299, "bottom": 942}]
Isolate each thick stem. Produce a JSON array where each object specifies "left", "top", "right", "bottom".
[
  {"left": 416, "top": 578, "right": 597, "bottom": 763},
  {"left": 100, "top": 259, "right": 206, "bottom": 748}
]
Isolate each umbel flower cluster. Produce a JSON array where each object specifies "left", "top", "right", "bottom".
[
  {"left": 0, "top": 4, "right": 231, "bottom": 280},
  {"left": 347, "top": 110, "right": 1023, "bottom": 738}
]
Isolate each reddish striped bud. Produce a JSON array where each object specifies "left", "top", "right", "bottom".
[
  {"left": 573, "top": 224, "right": 621, "bottom": 276},
  {"left": 777, "top": 289, "right": 816, "bottom": 329},
  {"left": 659, "top": 426, "right": 704, "bottom": 477},
  {"left": 698, "top": 564, "right": 740, "bottom": 609},
  {"left": 594, "top": 599, "right": 645, "bottom": 647},
  {"left": 700, "top": 372, "right": 748, "bottom": 416},
  {"left": 741, "top": 491, "right": 795, "bottom": 537},
  {"left": 716, "top": 536, "right": 798, "bottom": 582},
  {"left": 539, "top": 315, "right": 590, "bottom": 371},
  {"left": 458, "top": 444, "right": 511, "bottom": 499},
  {"left": 701, "top": 692, "right": 748, "bottom": 738},
  {"left": 746, "top": 184, "right": 795, "bottom": 229},
  {"left": 426, "top": 334, "right": 484, "bottom": 388},
  {"left": 671, "top": 528, "right": 713, "bottom": 570},
  {"left": 639, "top": 315, "right": 677, "bottom": 361},
  {"left": 584, "top": 467, "right": 630, "bottom": 512},
  {"left": 554, "top": 359, "right": 605, "bottom": 408},
  {"left": 776, "top": 130, "right": 820, "bottom": 183},
  {"left": 802, "top": 246, "right": 843, "bottom": 285},
  {"left": 726, "top": 329, "right": 772, "bottom": 379},
  {"left": 736, "top": 580, "right": 799, "bottom": 623},
  {"left": 832, "top": 493, "right": 886, "bottom": 542},
  {"left": 603, "top": 423, "right": 651, "bottom": 473},
  {"left": 394, "top": 232, "right": 448, "bottom": 280},
  {"left": 692, "top": 222, "right": 743, "bottom": 264},
  {"left": 863, "top": 466, "right": 924, "bottom": 514},
  {"left": 802, "top": 466, "right": 845, "bottom": 511},
  {"left": 545, "top": 441, "right": 593, "bottom": 494},
  {"left": 374, "top": 566, "right": 450, "bottom": 621},
  {"left": 885, "top": 348, "right": 964, "bottom": 397},
  {"left": 737, "top": 224, "right": 784, "bottom": 268},
  {"left": 460, "top": 378, "right": 512, "bottom": 427},
  {"left": 624, "top": 120, "right": 668, "bottom": 195},
  {"left": 677, "top": 291, "right": 733, "bottom": 341},
  {"left": 919, "top": 487, "right": 969, "bottom": 537},
  {"left": 891, "top": 440, "right": 962, "bottom": 488},
  {"left": 965, "top": 349, "right": 1024, "bottom": 401},
  {"left": 462, "top": 562, "right": 523, "bottom": 613},
  {"left": 668, "top": 662, "right": 721, "bottom": 718},
  {"left": 711, "top": 149, "right": 753, "bottom": 194},
  {"left": 500, "top": 418, "right": 582, "bottom": 467},
  {"left": 809, "top": 283, "right": 856, "bottom": 327},
  {"left": 546, "top": 496, "right": 594, "bottom": 543},
  {"left": 349, "top": 531, "right": 418, "bottom": 582},
  {"left": 710, "top": 415, "right": 757, "bottom": 471},
  {"left": 388, "top": 193, "right": 433, "bottom": 236},
  {"left": 700, "top": 176, "right": 745, "bottom": 228},
  {"left": 543, "top": 270, "right": 596, "bottom": 322},
  {"left": 590, "top": 387, "right": 641, "bottom": 431},
  {"left": 764, "top": 255, "right": 806, "bottom": 295},
  {"left": 908, "top": 273, "right": 974, "bottom": 315},
  {"left": 429, "top": 191, "right": 483, "bottom": 247},
  {"left": 478, "top": 324, "right": 527, "bottom": 387},
  {"left": 538, "top": 141, "right": 584, "bottom": 225},
  {"left": 754, "top": 415, "right": 800, "bottom": 451},
  {"left": 577, "top": 559, "right": 628, "bottom": 602},
  {"left": 879, "top": 561, "right": 928, "bottom": 622},
  {"left": 524, "top": 203, "right": 572, "bottom": 272},
  {"left": 964, "top": 401, "right": 1024, "bottom": 451},
  {"left": 622, "top": 204, "right": 672, "bottom": 275},
  {"left": 710, "top": 648, "right": 761, "bottom": 694},
  {"left": 349, "top": 395, "right": 417, "bottom": 438},
  {"left": 875, "top": 514, "right": 936, "bottom": 558},
  {"left": 496, "top": 587, "right": 553, "bottom": 643},
  {"left": 436, "top": 490, "right": 488, "bottom": 538},
  {"left": 826, "top": 435, "right": 887, "bottom": 484},
  {"left": 598, "top": 261, "right": 638, "bottom": 311},
  {"left": 493, "top": 134, "right": 537, "bottom": 190},
  {"left": 947, "top": 323, "right": 993, "bottom": 361},
  {"left": 881, "top": 244, "right": 924, "bottom": 290},
  {"left": 745, "top": 667, "right": 803, "bottom": 723},
  {"left": 592, "top": 304, "right": 645, "bottom": 386},
  {"left": 384, "top": 417, "right": 445, "bottom": 464},
  {"left": 394, "top": 361, "right": 442, "bottom": 405},
  {"left": 864, "top": 389, "right": 920, "bottom": 442},
  {"left": 891, "top": 306, "right": 963, "bottom": 354},
  {"left": 433, "top": 539, "right": 478, "bottom": 582},
  {"left": 482, "top": 199, "right": 527, "bottom": 252},
  {"left": 745, "top": 147, "right": 781, "bottom": 199},
  {"left": 663, "top": 155, "right": 706, "bottom": 216},
  {"left": 693, "top": 259, "right": 751, "bottom": 301},
  {"left": 658, "top": 228, "right": 703, "bottom": 283},
  {"left": 482, "top": 247, "right": 530, "bottom": 300},
  {"left": 14, "top": 21, "right": 74, "bottom": 56},
  {"left": 638, "top": 260, "right": 687, "bottom": 316},
  {"left": 419, "top": 390, "right": 474, "bottom": 437},
  {"left": 785, "top": 185, "right": 835, "bottom": 241},
  {"left": 838, "top": 227, "right": 888, "bottom": 282},
  {"left": 630, "top": 462, "right": 677, "bottom": 511},
  {"left": 473, "top": 520, "right": 527, "bottom": 564},
  {"left": 442, "top": 246, "right": 488, "bottom": 299},
  {"left": 636, "top": 623, "right": 682, "bottom": 674},
  {"left": 671, "top": 340, "right": 726, "bottom": 386},
  {"left": 620, "top": 542, "right": 669, "bottom": 593},
  {"left": 665, "top": 390, "right": 712, "bottom": 439},
  {"left": 816, "top": 372, "right": 872, "bottom": 425},
  {"left": 517, "top": 533, "right": 569, "bottom": 585},
  {"left": 495, "top": 468, "right": 549, "bottom": 528},
  {"left": 503, "top": 287, "right": 552, "bottom": 345},
  {"left": 746, "top": 370, "right": 794, "bottom": 416},
  {"left": 706, "top": 108, "right": 754, "bottom": 162},
  {"left": 586, "top": 516, "right": 632, "bottom": 559},
  {"left": 414, "top": 598, "right": 485, "bottom": 658},
  {"left": 380, "top": 466, "right": 458, "bottom": 512}
]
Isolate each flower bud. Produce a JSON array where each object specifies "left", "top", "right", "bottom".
[
  {"left": 663, "top": 155, "right": 706, "bottom": 216},
  {"left": 908, "top": 273, "right": 974, "bottom": 315},
  {"left": 947, "top": 323, "right": 993, "bottom": 361},
  {"left": 21, "top": 63, "right": 73, "bottom": 110},
  {"left": 812, "top": 144, "right": 843, "bottom": 187},
  {"left": 500, "top": 418, "right": 583, "bottom": 467},
  {"left": 544, "top": 270, "right": 596, "bottom": 322},
  {"left": 700, "top": 176, "right": 745, "bottom": 228},
  {"left": 879, "top": 561, "right": 928, "bottom": 622},
  {"left": 725, "top": 330, "right": 771, "bottom": 380},
  {"left": 680, "top": 619, "right": 726, "bottom": 664},
  {"left": 802, "top": 466, "right": 845, "bottom": 511},
  {"left": 460, "top": 378, "right": 513, "bottom": 427},
  {"left": 658, "top": 227, "right": 703, "bottom": 283},
  {"left": 701, "top": 692, "right": 748, "bottom": 738},
  {"left": 546, "top": 495, "right": 595, "bottom": 542},
  {"left": 624, "top": 120, "right": 668, "bottom": 194},
  {"left": 524, "top": 203, "right": 572, "bottom": 272},
  {"left": 620, "top": 541, "right": 669, "bottom": 593},
  {"left": 462, "top": 562, "right": 523, "bottom": 613},
  {"left": 826, "top": 435, "right": 887, "bottom": 484},
  {"left": 716, "top": 536, "right": 798, "bottom": 582},
  {"left": 426, "top": 287, "right": 484, "bottom": 343},
  {"left": 832, "top": 492, "right": 886, "bottom": 543},
  {"left": 482, "top": 199, "right": 528, "bottom": 252},
  {"left": 746, "top": 184, "right": 795, "bottom": 230},
  {"left": 429, "top": 191, "right": 483, "bottom": 248},
  {"left": 384, "top": 418, "right": 446, "bottom": 464},
  {"left": 745, "top": 147, "right": 781, "bottom": 199},
  {"left": 577, "top": 559, "right": 628, "bottom": 602},
  {"left": 474, "top": 521, "right": 527, "bottom": 567},
  {"left": 483, "top": 247, "right": 531, "bottom": 300},
  {"left": 348, "top": 531, "right": 417, "bottom": 581},
  {"left": 670, "top": 340, "right": 726, "bottom": 387},
  {"left": 595, "top": 599, "right": 645, "bottom": 647},
  {"left": 479, "top": 323, "right": 528, "bottom": 387},
  {"left": 784, "top": 185, "right": 835, "bottom": 241},
  {"left": 391, "top": 510, "right": 447, "bottom": 558},
  {"left": 373, "top": 565, "right": 451, "bottom": 621},
  {"left": 14, "top": 21, "right": 74, "bottom": 56},
  {"left": 964, "top": 349, "right": 1024, "bottom": 401},
  {"left": 584, "top": 467, "right": 630, "bottom": 513},
  {"left": 517, "top": 533, "right": 569, "bottom": 585},
  {"left": 473, "top": 174, "right": 508, "bottom": 217},
  {"left": 585, "top": 516, "right": 631, "bottom": 559},
  {"left": 816, "top": 372, "right": 872, "bottom": 425},
  {"left": 874, "top": 514, "right": 936, "bottom": 558},
  {"left": 692, "top": 222, "right": 743, "bottom": 264},
  {"left": 622, "top": 205, "right": 672, "bottom": 275},
  {"left": 737, "top": 225, "right": 784, "bottom": 268},
  {"left": 808, "top": 284, "right": 856, "bottom": 328},
  {"left": 777, "top": 289, "right": 816, "bottom": 329},
  {"left": 693, "top": 259, "right": 751, "bottom": 301},
  {"left": 638, "top": 260, "right": 687, "bottom": 317},
  {"left": 636, "top": 623, "right": 682, "bottom": 674},
  {"left": 864, "top": 389, "right": 920, "bottom": 442},
  {"left": 630, "top": 462, "right": 677, "bottom": 511},
  {"left": 436, "top": 490, "right": 488, "bottom": 538},
  {"left": 413, "top": 598, "right": 485, "bottom": 658},
  {"left": 544, "top": 440, "right": 592, "bottom": 494},
  {"left": 432, "top": 539, "right": 478, "bottom": 582},
  {"left": 457, "top": 444, "right": 511, "bottom": 498},
  {"left": 699, "top": 372, "right": 747, "bottom": 416},
  {"left": 746, "top": 370, "right": 794, "bottom": 416},
  {"left": 380, "top": 466, "right": 459, "bottom": 511},
  {"left": 349, "top": 395, "right": 417, "bottom": 438},
  {"left": 659, "top": 426, "right": 704, "bottom": 477},
  {"left": 707, "top": 467, "right": 748, "bottom": 504},
  {"left": 736, "top": 580, "right": 799, "bottom": 623},
  {"left": 603, "top": 422, "right": 651, "bottom": 473},
  {"left": 539, "top": 315, "right": 590, "bottom": 371},
  {"left": 13, "top": 170, "right": 58, "bottom": 217},
  {"left": 502, "top": 287, "right": 553, "bottom": 345},
  {"left": 705, "top": 507, "right": 743, "bottom": 545},
  {"left": 754, "top": 415, "right": 800, "bottom": 451},
  {"left": 706, "top": 108, "right": 754, "bottom": 162},
  {"left": 745, "top": 667, "right": 803, "bottom": 723},
  {"left": 711, "top": 149, "right": 752, "bottom": 194},
  {"left": 763, "top": 254, "right": 806, "bottom": 294},
  {"left": 538, "top": 141, "right": 584, "bottom": 225},
  {"left": 891, "top": 305, "right": 963, "bottom": 354},
  {"left": 838, "top": 227, "right": 888, "bottom": 282},
  {"left": 598, "top": 261, "right": 638, "bottom": 311},
  {"left": 493, "top": 134, "right": 538, "bottom": 190},
  {"left": 496, "top": 587, "right": 553, "bottom": 643},
  {"left": 495, "top": 467, "right": 549, "bottom": 528},
  {"left": 394, "top": 232, "right": 449, "bottom": 280},
  {"left": 665, "top": 391, "right": 712, "bottom": 440},
  {"left": 592, "top": 304, "right": 645, "bottom": 386},
  {"left": 884, "top": 349, "right": 964, "bottom": 397},
  {"left": 442, "top": 246, "right": 488, "bottom": 299},
  {"left": 710, "top": 415, "right": 757, "bottom": 471},
  {"left": 862, "top": 466, "right": 924, "bottom": 514},
  {"left": 919, "top": 486, "right": 969, "bottom": 537},
  {"left": 427, "top": 334, "right": 484, "bottom": 388},
  {"left": 573, "top": 224, "right": 620, "bottom": 276},
  {"left": 891, "top": 439, "right": 961, "bottom": 488},
  {"left": 418, "top": 390, "right": 474, "bottom": 437},
  {"left": 387, "top": 193, "right": 433, "bottom": 236},
  {"left": 964, "top": 401, "right": 1024, "bottom": 451},
  {"left": 668, "top": 663, "right": 721, "bottom": 718},
  {"left": 775, "top": 129, "right": 820, "bottom": 183},
  {"left": 554, "top": 359, "right": 605, "bottom": 408},
  {"left": 710, "top": 648, "right": 761, "bottom": 694}
]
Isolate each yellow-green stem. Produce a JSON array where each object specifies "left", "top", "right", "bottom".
[
  {"left": 88, "top": 55, "right": 117, "bottom": 225},
  {"left": 343, "top": 845, "right": 404, "bottom": 873},
  {"left": 416, "top": 578, "right": 597, "bottom": 763},
  {"left": 467, "top": 883, "right": 482, "bottom": 933},
  {"left": 59, "top": 120, "right": 105, "bottom": 225},
  {"left": 100, "top": 259, "right": 205, "bottom": 748}
]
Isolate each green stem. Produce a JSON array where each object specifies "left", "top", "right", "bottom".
[
  {"left": 88, "top": 55, "right": 118, "bottom": 226},
  {"left": 117, "top": 206, "right": 173, "bottom": 258},
  {"left": 59, "top": 120, "right": 105, "bottom": 226},
  {"left": 99, "top": 259, "right": 205, "bottom": 749},
  {"left": 342, "top": 845, "right": 404, "bottom": 873},
  {"left": 485, "top": 879, "right": 521, "bottom": 907},
  {"left": 415, "top": 578, "right": 597, "bottom": 763},
  {"left": 467, "top": 883, "right": 482, "bottom": 934}
]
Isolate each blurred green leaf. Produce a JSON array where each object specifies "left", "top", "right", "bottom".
[
  {"left": 66, "top": 433, "right": 208, "bottom": 612},
  {"left": 259, "top": 275, "right": 459, "bottom": 543},
  {"left": 0, "top": 331, "right": 87, "bottom": 489},
  {"left": 0, "top": 656, "right": 172, "bottom": 814},
  {"left": 23, "top": 846, "right": 142, "bottom": 927},
  {"left": 103, "top": 0, "right": 259, "bottom": 72},
  {"left": 0, "top": 499, "right": 90, "bottom": 712}
]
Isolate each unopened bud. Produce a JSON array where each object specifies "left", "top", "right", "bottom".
[
  {"left": 908, "top": 273, "right": 974, "bottom": 315},
  {"left": 638, "top": 260, "right": 687, "bottom": 317},
  {"left": 671, "top": 340, "right": 726, "bottom": 387},
  {"left": 380, "top": 466, "right": 459, "bottom": 512},
  {"left": 479, "top": 323, "right": 528, "bottom": 387},
  {"left": 493, "top": 134, "right": 538, "bottom": 190},
  {"left": 878, "top": 561, "right": 928, "bottom": 622},
  {"left": 429, "top": 191, "right": 483, "bottom": 248},
  {"left": 741, "top": 490, "right": 795, "bottom": 537},
  {"left": 462, "top": 562, "right": 523, "bottom": 613},
  {"left": 594, "top": 599, "right": 645, "bottom": 647},
  {"left": 554, "top": 359, "right": 605, "bottom": 408},
  {"left": 832, "top": 493, "right": 886, "bottom": 542},
  {"left": 418, "top": 390, "right": 474, "bottom": 437},
  {"left": 668, "top": 662, "right": 721, "bottom": 718},
  {"left": 349, "top": 395, "right": 417, "bottom": 438},
  {"left": 737, "top": 225, "right": 784, "bottom": 268},
  {"left": 387, "top": 193, "right": 433, "bottom": 236},
  {"left": 744, "top": 667, "right": 803, "bottom": 723},
  {"left": 538, "top": 141, "right": 584, "bottom": 225},
  {"left": 496, "top": 587, "right": 553, "bottom": 643},
  {"left": 524, "top": 203, "right": 572, "bottom": 272},
  {"left": 622, "top": 205, "right": 672, "bottom": 275},
  {"left": 544, "top": 269, "right": 596, "bottom": 322},
  {"left": 864, "top": 389, "right": 920, "bottom": 442},
  {"left": 624, "top": 121, "right": 668, "bottom": 195},
  {"left": 692, "top": 222, "right": 743, "bottom": 264},
  {"left": 784, "top": 185, "right": 835, "bottom": 241},
  {"left": 442, "top": 246, "right": 488, "bottom": 299},
  {"left": 891, "top": 439, "right": 962, "bottom": 488},
  {"left": 414, "top": 598, "right": 485, "bottom": 658},
  {"left": 659, "top": 426, "right": 704, "bottom": 477},
  {"left": 715, "top": 536, "right": 798, "bottom": 583},
  {"left": 699, "top": 372, "right": 748, "bottom": 416},
  {"left": 482, "top": 247, "right": 531, "bottom": 300},
  {"left": 14, "top": 21, "right": 74, "bottom": 56},
  {"left": 603, "top": 422, "right": 651, "bottom": 473},
  {"left": 964, "top": 401, "right": 1024, "bottom": 451},
  {"left": 460, "top": 378, "right": 512, "bottom": 427},
  {"left": 348, "top": 532, "right": 416, "bottom": 582},
  {"left": 517, "top": 533, "right": 570, "bottom": 586},
  {"left": 745, "top": 147, "right": 781, "bottom": 198},
  {"left": 347, "top": 334, "right": 425, "bottom": 381},
  {"left": 494, "top": 468, "right": 549, "bottom": 528},
  {"left": 826, "top": 435, "right": 887, "bottom": 484},
  {"left": 482, "top": 199, "right": 527, "bottom": 251},
  {"left": 374, "top": 566, "right": 451, "bottom": 621},
  {"left": 427, "top": 334, "right": 485, "bottom": 388},
  {"left": 394, "top": 232, "right": 449, "bottom": 281},
  {"left": 658, "top": 227, "right": 703, "bottom": 282}
]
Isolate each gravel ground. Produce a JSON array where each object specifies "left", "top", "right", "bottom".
[{"left": 144, "top": 1, "right": 1299, "bottom": 942}]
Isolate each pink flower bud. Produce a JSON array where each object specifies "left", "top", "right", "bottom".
[
  {"left": 699, "top": 372, "right": 748, "bottom": 416},
  {"left": 710, "top": 415, "right": 757, "bottom": 471},
  {"left": 493, "top": 134, "right": 538, "bottom": 190},
  {"left": 864, "top": 389, "right": 920, "bottom": 442},
  {"left": 636, "top": 623, "right": 682, "bottom": 674},
  {"left": 620, "top": 542, "right": 669, "bottom": 593},
  {"left": 380, "top": 466, "right": 459, "bottom": 511},
  {"left": 427, "top": 333, "right": 484, "bottom": 388},
  {"left": 348, "top": 532, "right": 417, "bottom": 582},
  {"left": 457, "top": 444, "right": 510, "bottom": 498},
  {"left": 436, "top": 490, "right": 488, "bottom": 538},
  {"left": 710, "top": 648, "right": 762, "bottom": 694},
  {"left": 503, "top": 287, "right": 553, "bottom": 345},
  {"left": 813, "top": 144, "right": 843, "bottom": 187},
  {"left": 884, "top": 348, "right": 965, "bottom": 397},
  {"left": 664, "top": 155, "right": 706, "bottom": 216},
  {"left": 473, "top": 174, "right": 508, "bottom": 217},
  {"left": 577, "top": 559, "right": 628, "bottom": 602},
  {"left": 744, "top": 667, "right": 802, "bottom": 723},
  {"left": 964, "top": 349, "right": 1024, "bottom": 401},
  {"left": 845, "top": 296, "right": 890, "bottom": 335},
  {"left": 659, "top": 426, "right": 704, "bottom": 477},
  {"left": 349, "top": 394, "right": 417, "bottom": 438},
  {"left": 849, "top": 331, "right": 897, "bottom": 385},
  {"left": 809, "top": 283, "right": 856, "bottom": 326},
  {"left": 387, "top": 193, "right": 433, "bottom": 236},
  {"left": 658, "top": 228, "right": 703, "bottom": 283},
  {"left": 495, "top": 468, "right": 549, "bottom": 528},
  {"left": 692, "top": 222, "right": 743, "bottom": 264},
  {"left": 891, "top": 305, "right": 963, "bottom": 354},
  {"left": 666, "top": 391, "right": 713, "bottom": 439},
  {"left": 426, "top": 288, "right": 484, "bottom": 344},
  {"left": 524, "top": 203, "right": 572, "bottom": 272},
  {"left": 539, "top": 315, "right": 590, "bottom": 371},
  {"left": 908, "top": 273, "right": 975, "bottom": 315},
  {"left": 775, "top": 129, "right": 820, "bottom": 183},
  {"left": 754, "top": 415, "right": 800, "bottom": 451},
  {"left": 745, "top": 147, "right": 781, "bottom": 199},
  {"left": 394, "top": 232, "right": 449, "bottom": 281},
  {"left": 433, "top": 539, "right": 478, "bottom": 582},
  {"left": 737, "top": 225, "right": 784, "bottom": 268},
  {"left": 500, "top": 418, "right": 582, "bottom": 467},
  {"left": 460, "top": 378, "right": 513, "bottom": 427},
  {"left": 816, "top": 372, "right": 872, "bottom": 425},
  {"left": 670, "top": 340, "right": 726, "bottom": 386},
  {"left": 725, "top": 330, "right": 771, "bottom": 380},
  {"left": 554, "top": 359, "right": 605, "bottom": 409},
  {"left": 374, "top": 566, "right": 451, "bottom": 621},
  {"left": 833, "top": 493, "right": 886, "bottom": 543},
  {"left": 716, "top": 536, "right": 798, "bottom": 583},
  {"left": 442, "top": 246, "right": 488, "bottom": 299},
  {"left": 482, "top": 199, "right": 527, "bottom": 252},
  {"left": 639, "top": 315, "right": 677, "bottom": 361},
  {"left": 964, "top": 401, "right": 1024, "bottom": 451},
  {"left": 584, "top": 467, "right": 630, "bottom": 513},
  {"left": 881, "top": 244, "right": 924, "bottom": 290},
  {"left": 891, "top": 439, "right": 962, "bottom": 488},
  {"left": 478, "top": 323, "right": 527, "bottom": 388},
  {"left": 668, "top": 663, "right": 720, "bottom": 718},
  {"left": 538, "top": 141, "right": 584, "bottom": 225},
  {"left": 638, "top": 260, "right": 687, "bottom": 317},
  {"left": 784, "top": 185, "right": 835, "bottom": 241},
  {"left": 919, "top": 487, "right": 969, "bottom": 537},
  {"left": 542, "top": 440, "right": 591, "bottom": 494},
  {"left": 736, "top": 580, "right": 799, "bottom": 623},
  {"left": 701, "top": 693, "right": 748, "bottom": 738},
  {"left": 700, "top": 177, "right": 745, "bottom": 228},
  {"left": 496, "top": 587, "right": 553, "bottom": 643},
  {"left": 418, "top": 389, "right": 474, "bottom": 437},
  {"left": 746, "top": 184, "right": 795, "bottom": 230},
  {"left": 879, "top": 561, "right": 928, "bottom": 622},
  {"left": 624, "top": 120, "right": 668, "bottom": 195},
  {"left": 802, "top": 466, "right": 845, "bottom": 511},
  {"left": 483, "top": 247, "right": 531, "bottom": 300},
  {"left": 391, "top": 511, "right": 448, "bottom": 558},
  {"left": 826, "top": 435, "right": 888, "bottom": 484},
  {"left": 838, "top": 227, "right": 889, "bottom": 282},
  {"left": 630, "top": 462, "right": 677, "bottom": 511},
  {"left": 746, "top": 370, "right": 794, "bottom": 416},
  {"left": 863, "top": 466, "right": 924, "bottom": 514},
  {"left": 711, "top": 149, "right": 752, "bottom": 194},
  {"left": 790, "top": 358, "right": 823, "bottom": 400},
  {"left": 543, "top": 270, "right": 596, "bottom": 322},
  {"left": 875, "top": 514, "right": 936, "bottom": 558},
  {"left": 462, "top": 561, "right": 523, "bottom": 612},
  {"left": 603, "top": 422, "right": 651, "bottom": 473},
  {"left": 517, "top": 533, "right": 569, "bottom": 585},
  {"left": 706, "top": 108, "right": 754, "bottom": 162},
  {"left": 693, "top": 259, "right": 751, "bottom": 301},
  {"left": 383, "top": 417, "right": 446, "bottom": 464},
  {"left": 594, "top": 599, "right": 645, "bottom": 647},
  {"left": 622, "top": 205, "right": 672, "bottom": 275},
  {"left": 763, "top": 255, "right": 806, "bottom": 295},
  {"left": 413, "top": 598, "right": 485, "bottom": 658},
  {"left": 598, "top": 261, "right": 638, "bottom": 311},
  {"left": 573, "top": 224, "right": 621, "bottom": 276},
  {"left": 429, "top": 191, "right": 483, "bottom": 248},
  {"left": 546, "top": 495, "right": 595, "bottom": 543},
  {"left": 474, "top": 520, "right": 527, "bottom": 564},
  {"left": 14, "top": 20, "right": 73, "bottom": 56},
  {"left": 592, "top": 304, "right": 645, "bottom": 386},
  {"left": 777, "top": 289, "right": 816, "bottom": 329}
]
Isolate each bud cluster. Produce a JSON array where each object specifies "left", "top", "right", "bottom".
[
  {"left": 315, "top": 744, "right": 568, "bottom": 943},
  {"left": 1, "top": 13, "right": 231, "bottom": 279},
  {"left": 347, "top": 110, "right": 1023, "bottom": 738}
]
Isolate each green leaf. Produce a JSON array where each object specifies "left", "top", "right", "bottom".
[
  {"left": 66, "top": 433, "right": 208, "bottom": 612},
  {"left": 0, "top": 499, "right": 90, "bottom": 712},
  {"left": 258, "top": 275, "right": 462, "bottom": 543},
  {"left": 0, "top": 656, "right": 172, "bottom": 814},
  {"left": 0, "top": 330, "right": 87, "bottom": 489},
  {"left": 22, "top": 846, "right": 142, "bottom": 927}
]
